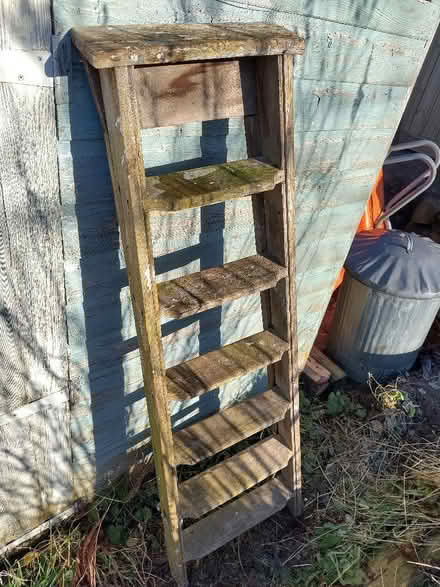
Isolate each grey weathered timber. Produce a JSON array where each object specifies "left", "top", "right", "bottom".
[
  {"left": 72, "top": 24, "right": 304, "bottom": 68},
  {"left": 158, "top": 255, "right": 287, "bottom": 319},
  {"left": 0, "top": 0, "right": 71, "bottom": 546},
  {"left": 167, "top": 330, "right": 289, "bottom": 401},
  {"left": 53, "top": 0, "right": 439, "bottom": 501},
  {"left": 98, "top": 64, "right": 187, "bottom": 583},
  {"left": 250, "top": 53, "right": 301, "bottom": 515},
  {"left": 144, "top": 159, "right": 283, "bottom": 211},
  {"left": 74, "top": 25, "right": 302, "bottom": 580},
  {"left": 178, "top": 436, "right": 292, "bottom": 519},
  {"left": 0, "top": 393, "right": 71, "bottom": 544},
  {"left": 173, "top": 388, "right": 290, "bottom": 466},
  {"left": 183, "top": 478, "right": 292, "bottom": 562},
  {"left": 134, "top": 60, "right": 257, "bottom": 128}
]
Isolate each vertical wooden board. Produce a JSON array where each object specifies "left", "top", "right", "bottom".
[
  {"left": 404, "top": 52, "right": 440, "bottom": 140},
  {"left": 0, "top": 83, "right": 68, "bottom": 415},
  {"left": 0, "top": 0, "right": 51, "bottom": 50},
  {"left": 397, "top": 25, "right": 440, "bottom": 138},
  {"left": 0, "top": 0, "right": 72, "bottom": 546},
  {"left": 252, "top": 54, "right": 302, "bottom": 515},
  {"left": 99, "top": 67, "right": 186, "bottom": 584},
  {"left": 0, "top": 394, "right": 72, "bottom": 544}
]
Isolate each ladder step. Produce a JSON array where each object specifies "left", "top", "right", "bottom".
[
  {"left": 144, "top": 158, "right": 283, "bottom": 212},
  {"left": 179, "top": 436, "right": 292, "bottom": 520},
  {"left": 159, "top": 255, "right": 287, "bottom": 320},
  {"left": 183, "top": 477, "right": 292, "bottom": 562},
  {"left": 173, "top": 388, "right": 290, "bottom": 465},
  {"left": 167, "top": 330, "right": 288, "bottom": 401}
]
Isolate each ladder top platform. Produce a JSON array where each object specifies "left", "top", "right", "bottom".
[{"left": 72, "top": 23, "right": 305, "bottom": 69}]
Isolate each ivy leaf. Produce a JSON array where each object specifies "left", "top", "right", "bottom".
[
  {"left": 327, "top": 391, "right": 345, "bottom": 416},
  {"left": 107, "top": 524, "right": 122, "bottom": 545}
]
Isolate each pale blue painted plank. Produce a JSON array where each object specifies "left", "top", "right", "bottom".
[{"left": 55, "top": 0, "right": 439, "bottom": 40}]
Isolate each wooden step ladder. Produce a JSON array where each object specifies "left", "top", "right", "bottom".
[{"left": 73, "top": 23, "right": 305, "bottom": 586}]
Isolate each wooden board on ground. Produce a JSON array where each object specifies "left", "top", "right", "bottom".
[
  {"left": 179, "top": 436, "right": 292, "bottom": 520},
  {"left": 310, "top": 346, "right": 346, "bottom": 382},
  {"left": 173, "top": 389, "right": 290, "bottom": 466},
  {"left": 158, "top": 255, "right": 287, "bottom": 319},
  {"left": 303, "top": 355, "right": 331, "bottom": 385},
  {"left": 167, "top": 330, "right": 288, "bottom": 401}
]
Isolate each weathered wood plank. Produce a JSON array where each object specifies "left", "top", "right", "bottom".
[
  {"left": 72, "top": 24, "right": 304, "bottom": 68},
  {"left": 0, "top": 0, "right": 51, "bottom": 50},
  {"left": 0, "top": 0, "right": 73, "bottom": 546},
  {"left": 297, "top": 26, "right": 426, "bottom": 87},
  {"left": 158, "top": 255, "right": 287, "bottom": 320},
  {"left": 67, "top": 295, "right": 264, "bottom": 388},
  {"left": 296, "top": 79, "right": 408, "bottom": 132},
  {"left": 173, "top": 389, "right": 289, "bottom": 466},
  {"left": 179, "top": 436, "right": 291, "bottom": 520},
  {"left": 183, "top": 477, "right": 292, "bottom": 562},
  {"left": 0, "top": 83, "right": 67, "bottom": 414},
  {"left": 397, "top": 25, "right": 440, "bottom": 138},
  {"left": 99, "top": 66, "right": 186, "bottom": 584},
  {"left": 303, "top": 355, "right": 331, "bottom": 385},
  {"left": 293, "top": 0, "right": 439, "bottom": 40},
  {"left": 0, "top": 396, "right": 71, "bottom": 543},
  {"left": 135, "top": 59, "right": 257, "bottom": 129},
  {"left": 144, "top": 159, "right": 282, "bottom": 212},
  {"left": 57, "top": 0, "right": 439, "bottom": 41},
  {"left": 310, "top": 346, "right": 346, "bottom": 381},
  {"left": 167, "top": 330, "right": 288, "bottom": 401},
  {"left": 57, "top": 60, "right": 415, "bottom": 143},
  {"left": 252, "top": 54, "right": 302, "bottom": 515}
]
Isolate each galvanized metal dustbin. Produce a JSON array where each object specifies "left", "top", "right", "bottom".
[{"left": 328, "top": 229, "right": 440, "bottom": 383}]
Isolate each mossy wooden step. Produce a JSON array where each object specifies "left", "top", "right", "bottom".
[
  {"left": 158, "top": 255, "right": 287, "bottom": 320},
  {"left": 144, "top": 158, "right": 283, "bottom": 212},
  {"left": 167, "top": 330, "right": 288, "bottom": 402}
]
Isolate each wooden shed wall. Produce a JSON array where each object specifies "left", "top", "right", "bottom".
[
  {"left": 53, "top": 0, "right": 439, "bottom": 498},
  {"left": 0, "top": 0, "right": 72, "bottom": 545},
  {"left": 1, "top": 0, "right": 438, "bottom": 548}
]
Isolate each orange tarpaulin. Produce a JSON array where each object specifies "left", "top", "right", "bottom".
[
  {"left": 315, "top": 170, "right": 386, "bottom": 350},
  {"left": 333, "top": 169, "right": 386, "bottom": 290}
]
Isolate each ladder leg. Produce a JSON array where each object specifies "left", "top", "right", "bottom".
[
  {"left": 253, "top": 54, "right": 303, "bottom": 516},
  {"left": 98, "top": 66, "right": 187, "bottom": 585}
]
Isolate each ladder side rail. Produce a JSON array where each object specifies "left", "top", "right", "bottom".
[{"left": 98, "top": 65, "right": 187, "bottom": 586}]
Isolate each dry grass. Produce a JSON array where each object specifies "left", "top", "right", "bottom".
[{"left": 1, "top": 378, "right": 440, "bottom": 586}]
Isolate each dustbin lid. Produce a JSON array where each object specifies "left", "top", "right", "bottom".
[{"left": 345, "top": 229, "right": 440, "bottom": 300}]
